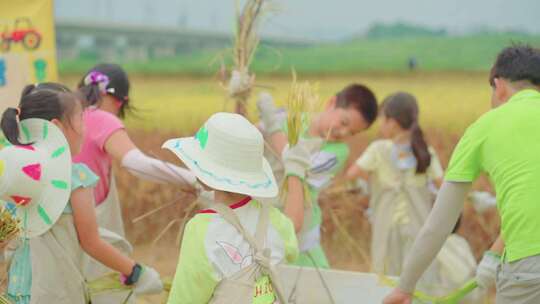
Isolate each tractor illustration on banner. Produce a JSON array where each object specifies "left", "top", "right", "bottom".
[{"left": 1, "top": 17, "right": 42, "bottom": 53}]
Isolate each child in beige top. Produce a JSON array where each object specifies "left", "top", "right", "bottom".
[{"left": 346, "top": 92, "right": 444, "bottom": 290}]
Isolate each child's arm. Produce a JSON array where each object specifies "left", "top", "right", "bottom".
[
  {"left": 105, "top": 130, "right": 198, "bottom": 190},
  {"left": 345, "top": 164, "right": 370, "bottom": 181},
  {"left": 344, "top": 141, "right": 380, "bottom": 182},
  {"left": 268, "top": 133, "right": 288, "bottom": 157},
  {"left": 71, "top": 187, "right": 136, "bottom": 275},
  {"left": 284, "top": 176, "right": 306, "bottom": 232}
]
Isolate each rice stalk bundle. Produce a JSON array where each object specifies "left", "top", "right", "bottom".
[
  {"left": 88, "top": 272, "right": 174, "bottom": 300},
  {"left": 228, "top": 0, "right": 268, "bottom": 116},
  {"left": 285, "top": 74, "right": 320, "bottom": 146},
  {"left": 87, "top": 272, "right": 130, "bottom": 295},
  {"left": 0, "top": 206, "right": 20, "bottom": 243},
  {"left": 281, "top": 72, "right": 322, "bottom": 207}
]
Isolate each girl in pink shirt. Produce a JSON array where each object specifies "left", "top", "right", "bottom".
[
  {"left": 74, "top": 64, "right": 197, "bottom": 206},
  {"left": 73, "top": 64, "right": 197, "bottom": 304}
]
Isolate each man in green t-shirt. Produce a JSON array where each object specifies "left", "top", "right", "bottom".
[
  {"left": 257, "top": 84, "right": 378, "bottom": 268},
  {"left": 384, "top": 45, "right": 540, "bottom": 304}
]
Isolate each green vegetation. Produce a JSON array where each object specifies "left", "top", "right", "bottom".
[
  {"left": 365, "top": 22, "right": 447, "bottom": 39},
  {"left": 59, "top": 33, "right": 540, "bottom": 76}
]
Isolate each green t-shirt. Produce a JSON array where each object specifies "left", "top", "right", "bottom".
[
  {"left": 445, "top": 89, "right": 540, "bottom": 262},
  {"left": 268, "top": 116, "right": 348, "bottom": 257},
  {"left": 305, "top": 140, "right": 349, "bottom": 231},
  {"left": 167, "top": 199, "right": 298, "bottom": 304},
  {"left": 281, "top": 118, "right": 350, "bottom": 229}
]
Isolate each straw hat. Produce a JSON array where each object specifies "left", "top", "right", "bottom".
[
  {"left": 0, "top": 119, "right": 72, "bottom": 238},
  {"left": 163, "top": 112, "right": 277, "bottom": 198}
]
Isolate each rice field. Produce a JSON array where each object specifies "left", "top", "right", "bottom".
[
  {"left": 60, "top": 72, "right": 499, "bottom": 303},
  {"left": 64, "top": 71, "right": 491, "bottom": 134}
]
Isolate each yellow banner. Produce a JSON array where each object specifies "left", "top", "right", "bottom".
[{"left": 0, "top": 0, "right": 58, "bottom": 111}]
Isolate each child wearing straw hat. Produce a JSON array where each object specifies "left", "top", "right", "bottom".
[
  {"left": 164, "top": 112, "right": 299, "bottom": 304},
  {"left": 257, "top": 84, "right": 378, "bottom": 268},
  {"left": 0, "top": 83, "right": 162, "bottom": 304}
]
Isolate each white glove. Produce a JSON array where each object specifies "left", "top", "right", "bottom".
[
  {"left": 282, "top": 138, "right": 323, "bottom": 180},
  {"left": 475, "top": 251, "right": 500, "bottom": 289},
  {"left": 469, "top": 191, "right": 497, "bottom": 214},
  {"left": 133, "top": 265, "right": 163, "bottom": 295},
  {"left": 228, "top": 70, "right": 252, "bottom": 97},
  {"left": 257, "top": 92, "right": 285, "bottom": 135}
]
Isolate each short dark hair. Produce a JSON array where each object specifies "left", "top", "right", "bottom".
[
  {"left": 490, "top": 45, "right": 540, "bottom": 87},
  {"left": 335, "top": 84, "right": 378, "bottom": 126},
  {"left": 78, "top": 63, "right": 132, "bottom": 118}
]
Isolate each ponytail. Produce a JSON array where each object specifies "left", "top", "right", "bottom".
[
  {"left": 1, "top": 108, "right": 22, "bottom": 145},
  {"left": 1, "top": 83, "right": 36, "bottom": 145},
  {"left": 77, "top": 70, "right": 106, "bottom": 107},
  {"left": 410, "top": 123, "right": 431, "bottom": 174},
  {"left": 77, "top": 83, "right": 102, "bottom": 107}
]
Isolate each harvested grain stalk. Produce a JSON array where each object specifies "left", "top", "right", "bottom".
[
  {"left": 227, "top": 0, "right": 268, "bottom": 116},
  {"left": 88, "top": 272, "right": 173, "bottom": 295},
  {"left": 280, "top": 72, "right": 322, "bottom": 207},
  {"left": 0, "top": 206, "right": 20, "bottom": 243}
]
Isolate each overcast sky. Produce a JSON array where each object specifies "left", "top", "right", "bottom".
[{"left": 55, "top": 0, "right": 540, "bottom": 40}]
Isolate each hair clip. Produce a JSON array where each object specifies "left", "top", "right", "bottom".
[{"left": 84, "top": 71, "right": 110, "bottom": 94}]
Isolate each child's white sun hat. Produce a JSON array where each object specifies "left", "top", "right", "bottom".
[
  {"left": 163, "top": 112, "right": 278, "bottom": 198},
  {"left": 0, "top": 118, "right": 72, "bottom": 237}
]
